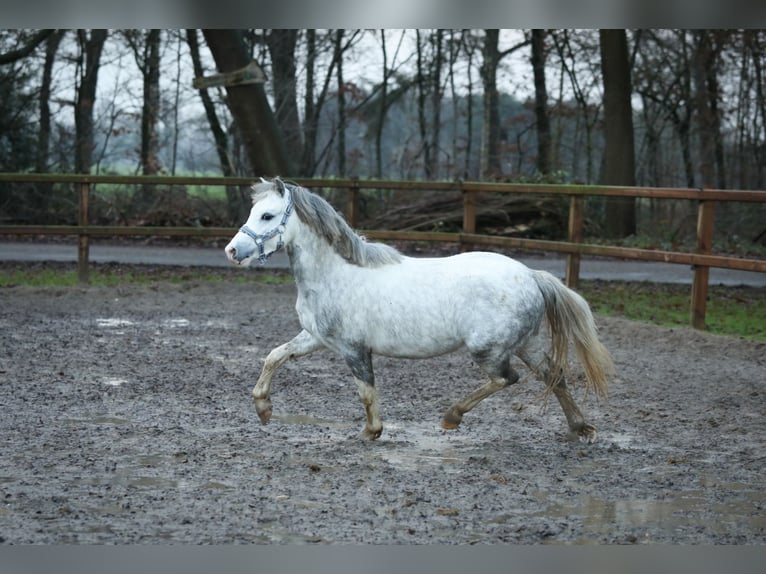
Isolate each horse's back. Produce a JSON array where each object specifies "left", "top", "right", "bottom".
[{"left": 405, "top": 250, "right": 536, "bottom": 287}]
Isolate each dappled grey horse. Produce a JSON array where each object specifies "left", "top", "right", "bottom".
[{"left": 226, "top": 177, "right": 613, "bottom": 442}]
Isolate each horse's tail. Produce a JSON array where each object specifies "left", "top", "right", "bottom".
[{"left": 531, "top": 270, "right": 613, "bottom": 398}]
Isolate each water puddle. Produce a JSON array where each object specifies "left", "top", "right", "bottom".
[
  {"left": 271, "top": 413, "right": 348, "bottom": 428},
  {"left": 102, "top": 377, "right": 128, "bottom": 387},
  {"left": 373, "top": 421, "right": 477, "bottom": 471},
  {"left": 94, "top": 316, "right": 231, "bottom": 331},
  {"left": 535, "top": 484, "right": 766, "bottom": 543},
  {"left": 96, "top": 318, "right": 135, "bottom": 329},
  {"left": 127, "top": 476, "right": 180, "bottom": 489},
  {"left": 162, "top": 318, "right": 190, "bottom": 328}
]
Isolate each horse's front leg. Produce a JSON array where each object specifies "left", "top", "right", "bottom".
[
  {"left": 343, "top": 347, "right": 382, "bottom": 440},
  {"left": 252, "top": 329, "right": 324, "bottom": 424}
]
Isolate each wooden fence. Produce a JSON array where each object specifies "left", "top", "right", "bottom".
[{"left": 1, "top": 173, "right": 765, "bottom": 330}]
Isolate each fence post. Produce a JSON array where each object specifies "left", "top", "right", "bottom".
[
  {"left": 347, "top": 178, "right": 360, "bottom": 228},
  {"left": 462, "top": 182, "right": 476, "bottom": 251},
  {"left": 565, "top": 196, "right": 584, "bottom": 288},
  {"left": 78, "top": 181, "right": 90, "bottom": 284},
  {"left": 690, "top": 200, "right": 716, "bottom": 329}
]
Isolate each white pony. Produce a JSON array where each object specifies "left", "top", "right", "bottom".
[{"left": 226, "top": 177, "right": 613, "bottom": 443}]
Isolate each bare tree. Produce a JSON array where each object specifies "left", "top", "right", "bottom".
[
  {"left": 300, "top": 30, "right": 343, "bottom": 176},
  {"left": 187, "top": 29, "right": 248, "bottom": 222},
  {"left": 430, "top": 29, "right": 444, "bottom": 179},
  {"left": 415, "top": 30, "right": 431, "bottom": 178},
  {"left": 480, "top": 29, "right": 530, "bottom": 179},
  {"left": 599, "top": 29, "right": 637, "bottom": 238},
  {"left": 124, "top": 30, "right": 162, "bottom": 210},
  {"left": 745, "top": 30, "right": 766, "bottom": 188},
  {"left": 266, "top": 29, "right": 303, "bottom": 153},
  {"left": 202, "top": 29, "right": 292, "bottom": 176},
  {"left": 461, "top": 31, "right": 479, "bottom": 178},
  {"left": 74, "top": 29, "right": 108, "bottom": 175},
  {"left": 301, "top": 29, "right": 319, "bottom": 175},
  {"left": 0, "top": 29, "right": 54, "bottom": 65},
  {"left": 693, "top": 30, "right": 727, "bottom": 190},
  {"left": 376, "top": 30, "right": 389, "bottom": 178},
  {"left": 531, "top": 29, "right": 551, "bottom": 176},
  {"left": 187, "top": 30, "right": 234, "bottom": 177},
  {"left": 335, "top": 29, "right": 347, "bottom": 176},
  {"left": 550, "top": 30, "right": 603, "bottom": 183},
  {"left": 36, "top": 29, "right": 65, "bottom": 173}
]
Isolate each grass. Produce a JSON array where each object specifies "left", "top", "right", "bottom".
[
  {"left": 0, "top": 264, "right": 292, "bottom": 288},
  {"left": 579, "top": 280, "right": 766, "bottom": 341},
  {"left": 89, "top": 167, "right": 232, "bottom": 201},
  {"left": 1, "top": 264, "right": 764, "bottom": 341}
]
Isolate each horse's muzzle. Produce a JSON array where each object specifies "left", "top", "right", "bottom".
[{"left": 225, "top": 234, "right": 257, "bottom": 265}]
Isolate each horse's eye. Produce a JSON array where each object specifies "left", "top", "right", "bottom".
[{"left": 261, "top": 213, "right": 274, "bottom": 221}]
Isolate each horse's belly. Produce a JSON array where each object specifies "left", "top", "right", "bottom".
[
  {"left": 368, "top": 325, "right": 464, "bottom": 359},
  {"left": 362, "top": 301, "right": 466, "bottom": 358}
]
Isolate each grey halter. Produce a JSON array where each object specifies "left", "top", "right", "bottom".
[{"left": 239, "top": 185, "right": 294, "bottom": 264}]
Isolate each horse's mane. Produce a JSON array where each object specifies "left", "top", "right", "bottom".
[{"left": 252, "top": 179, "right": 403, "bottom": 268}]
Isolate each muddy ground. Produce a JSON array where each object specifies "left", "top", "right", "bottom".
[{"left": 0, "top": 267, "right": 764, "bottom": 544}]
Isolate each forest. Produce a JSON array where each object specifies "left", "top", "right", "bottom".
[{"left": 0, "top": 29, "right": 765, "bottom": 247}]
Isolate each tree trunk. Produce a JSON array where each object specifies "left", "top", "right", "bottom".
[
  {"left": 301, "top": 29, "right": 318, "bottom": 176},
  {"left": 187, "top": 30, "right": 233, "bottom": 177},
  {"left": 140, "top": 30, "right": 161, "bottom": 176},
  {"left": 33, "top": 29, "right": 65, "bottom": 219},
  {"left": 187, "top": 29, "right": 246, "bottom": 223},
  {"left": 693, "top": 30, "right": 719, "bottom": 188},
  {"left": 416, "top": 30, "right": 432, "bottom": 179},
  {"left": 335, "top": 29, "right": 347, "bottom": 176},
  {"left": 462, "top": 32, "right": 476, "bottom": 178},
  {"left": 202, "top": 29, "right": 293, "bottom": 176},
  {"left": 0, "top": 29, "right": 54, "bottom": 64},
  {"left": 430, "top": 29, "right": 444, "bottom": 180},
  {"left": 74, "top": 29, "right": 107, "bottom": 175},
  {"left": 133, "top": 29, "right": 162, "bottom": 211},
  {"left": 266, "top": 29, "right": 303, "bottom": 153},
  {"left": 749, "top": 31, "right": 766, "bottom": 188},
  {"left": 36, "top": 30, "right": 65, "bottom": 173},
  {"left": 480, "top": 29, "right": 502, "bottom": 179},
  {"left": 531, "top": 29, "right": 551, "bottom": 176},
  {"left": 599, "top": 29, "right": 637, "bottom": 238},
  {"left": 375, "top": 30, "right": 388, "bottom": 178}
]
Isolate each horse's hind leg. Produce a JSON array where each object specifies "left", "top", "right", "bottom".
[
  {"left": 252, "top": 329, "right": 324, "bottom": 424},
  {"left": 443, "top": 348, "right": 520, "bottom": 430},
  {"left": 343, "top": 347, "right": 382, "bottom": 440},
  {"left": 517, "top": 336, "right": 597, "bottom": 443}
]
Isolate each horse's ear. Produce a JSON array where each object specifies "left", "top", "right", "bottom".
[{"left": 273, "top": 177, "right": 286, "bottom": 196}]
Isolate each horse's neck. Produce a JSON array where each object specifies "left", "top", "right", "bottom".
[{"left": 287, "top": 227, "right": 345, "bottom": 287}]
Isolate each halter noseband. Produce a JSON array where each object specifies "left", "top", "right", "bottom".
[{"left": 238, "top": 185, "right": 294, "bottom": 264}]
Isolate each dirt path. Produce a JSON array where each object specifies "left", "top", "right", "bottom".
[{"left": 1, "top": 278, "right": 764, "bottom": 543}]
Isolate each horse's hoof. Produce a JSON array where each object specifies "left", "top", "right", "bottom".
[
  {"left": 254, "top": 398, "right": 273, "bottom": 424},
  {"left": 361, "top": 427, "right": 382, "bottom": 441},
  {"left": 442, "top": 409, "right": 462, "bottom": 430},
  {"left": 568, "top": 423, "right": 597, "bottom": 444}
]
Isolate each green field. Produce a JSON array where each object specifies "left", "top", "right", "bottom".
[{"left": 579, "top": 280, "right": 766, "bottom": 341}]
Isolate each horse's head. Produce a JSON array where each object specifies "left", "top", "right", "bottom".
[{"left": 225, "top": 177, "right": 295, "bottom": 266}]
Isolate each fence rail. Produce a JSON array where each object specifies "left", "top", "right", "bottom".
[{"left": 2, "top": 173, "right": 765, "bottom": 330}]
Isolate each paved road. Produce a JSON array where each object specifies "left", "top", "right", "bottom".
[{"left": 1, "top": 241, "right": 765, "bottom": 286}]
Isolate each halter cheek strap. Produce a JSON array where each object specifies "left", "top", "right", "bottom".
[{"left": 239, "top": 187, "right": 294, "bottom": 264}]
